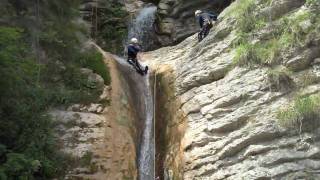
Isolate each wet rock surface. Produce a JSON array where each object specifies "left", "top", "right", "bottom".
[{"left": 146, "top": 0, "right": 320, "bottom": 179}]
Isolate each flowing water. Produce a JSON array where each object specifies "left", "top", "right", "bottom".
[
  {"left": 92, "top": 42, "right": 154, "bottom": 179},
  {"left": 126, "top": 6, "right": 157, "bottom": 179},
  {"left": 112, "top": 56, "right": 154, "bottom": 180},
  {"left": 127, "top": 5, "right": 157, "bottom": 51},
  {"left": 95, "top": 5, "right": 156, "bottom": 179}
]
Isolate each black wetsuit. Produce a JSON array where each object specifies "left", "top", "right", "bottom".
[
  {"left": 127, "top": 44, "right": 145, "bottom": 74},
  {"left": 197, "top": 12, "right": 217, "bottom": 42}
]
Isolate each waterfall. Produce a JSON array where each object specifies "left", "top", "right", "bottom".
[
  {"left": 111, "top": 55, "right": 154, "bottom": 180},
  {"left": 138, "top": 75, "right": 154, "bottom": 180},
  {"left": 92, "top": 41, "right": 154, "bottom": 179},
  {"left": 127, "top": 5, "right": 157, "bottom": 51},
  {"left": 96, "top": 4, "right": 156, "bottom": 179}
]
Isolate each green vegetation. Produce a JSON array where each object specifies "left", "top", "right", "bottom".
[
  {"left": 231, "top": 0, "right": 320, "bottom": 67},
  {"left": 227, "top": 0, "right": 320, "bottom": 135},
  {"left": 95, "top": 1, "right": 128, "bottom": 54},
  {"left": 226, "top": 0, "right": 268, "bottom": 33},
  {"left": 277, "top": 94, "right": 320, "bottom": 131},
  {"left": 78, "top": 151, "right": 99, "bottom": 173},
  {"left": 234, "top": 39, "right": 280, "bottom": 66},
  {"left": 80, "top": 151, "right": 93, "bottom": 167},
  {"left": 0, "top": 0, "right": 111, "bottom": 179},
  {"left": 306, "top": 0, "right": 320, "bottom": 7},
  {"left": 0, "top": 27, "right": 66, "bottom": 179},
  {"left": 80, "top": 49, "right": 111, "bottom": 85}
]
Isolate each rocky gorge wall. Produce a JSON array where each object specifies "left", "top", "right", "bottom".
[
  {"left": 51, "top": 49, "right": 138, "bottom": 179},
  {"left": 148, "top": 0, "right": 233, "bottom": 46},
  {"left": 145, "top": 0, "right": 320, "bottom": 179}
]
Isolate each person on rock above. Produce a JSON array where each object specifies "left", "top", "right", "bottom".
[
  {"left": 127, "top": 38, "right": 148, "bottom": 75},
  {"left": 195, "top": 10, "right": 218, "bottom": 42}
]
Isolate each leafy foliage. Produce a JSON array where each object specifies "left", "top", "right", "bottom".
[
  {"left": 95, "top": 0, "right": 128, "bottom": 54},
  {"left": 0, "top": 0, "right": 111, "bottom": 179},
  {"left": 0, "top": 26, "right": 69, "bottom": 179}
]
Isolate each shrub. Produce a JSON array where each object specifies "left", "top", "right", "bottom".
[
  {"left": 277, "top": 94, "right": 320, "bottom": 132},
  {"left": 79, "top": 49, "right": 111, "bottom": 85},
  {"left": 96, "top": 0, "right": 128, "bottom": 54}
]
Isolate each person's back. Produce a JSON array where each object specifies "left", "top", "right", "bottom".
[
  {"left": 127, "top": 43, "right": 141, "bottom": 60},
  {"left": 126, "top": 38, "right": 148, "bottom": 75},
  {"left": 195, "top": 10, "right": 218, "bottom": 42},
  {"left": 198, "top": 12, "right": 217, "bottom": 28}
]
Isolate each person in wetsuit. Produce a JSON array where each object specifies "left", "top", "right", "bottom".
[
  {"left": 127, "top": 38, "right": 148, "bottom": 75},
  {"left": 195, "top": 10, "right": 218, "bottom": 42}
]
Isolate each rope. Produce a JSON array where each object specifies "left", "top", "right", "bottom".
[
  {"left": 91, "top": 6, "right": 94, "bottom": 39},
  {"left": 36, "top": 0, "right": 41, "bottom": 86},
  {"left": 153, "top": 70, "right": 157, "bottom": 178},
  {"left": 95, "top": 2, "right": 98, "bottom": 40}
]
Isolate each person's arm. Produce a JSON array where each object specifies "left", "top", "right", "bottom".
[
  {"left": 209, "top": 13, "right": 218, "bottom": 21},
  {"left": 134, "top": 45, "right": 143, "bottom": 60},
  {"left": 133, "top": 45, "right": 142, "bottom": 52}
]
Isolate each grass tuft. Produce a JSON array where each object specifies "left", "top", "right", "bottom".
[{"left": 277, "top": 94, "right": 320, "bottom": 131}]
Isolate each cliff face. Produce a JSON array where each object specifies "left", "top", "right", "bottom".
[
  {"left": 146, "top": 0, "right": 320, "bottom": 179},
  {"left": 52, "top": 49, "right": 138, "bottom": 179},
  {"left": 151, "top": 0, "right": 233, "bottom": 46}
]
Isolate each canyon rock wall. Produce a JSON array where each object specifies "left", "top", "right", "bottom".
[
  {"left": 146, "top": 0, "right": 320, "bottom": 179},
  {"left": 150, "top": 0, "right": 233, "bottom": 46},
  {"left": 53, "top": 50, "right": 138, "bottom": 179}
]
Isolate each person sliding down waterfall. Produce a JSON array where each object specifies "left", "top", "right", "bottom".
[
  {"left": 195, "top": 10, "right": 218, "bottom": 42},
  {"left": 127, "top": 38, "right": 148, "bottom": 76}
]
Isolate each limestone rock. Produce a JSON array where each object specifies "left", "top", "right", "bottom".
[
  {"left": 124, "top": 0, "right": 145, "bottom": 14},
  {"left": 151, "top": 0, "right": 233, "bottom": 46},
  {"left": 50, "top": 110, "right": 106, "bottom": 157},
  {"left": 80, "top": 68, "right": 105, "bottom": 91},
  {"left": 67, "top": 103, "right": 105, "bottom": 114},
  {"left": 145, "top": 0, "right": 320, "bottom": 178},
  {"left": 285, "top": 48, "right": 320, "bottom": 71}
]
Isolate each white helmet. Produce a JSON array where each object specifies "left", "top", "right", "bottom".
[
  {"left": 130, "top": 38, "right": 138, "bottom": 44},
  {"left": 195, "top": 10, "right": 202, "bottom": 16}
]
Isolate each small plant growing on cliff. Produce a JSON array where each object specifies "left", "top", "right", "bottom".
[
  {"left": 80, "top": 151, "right": 93, "bottom": 167},
  {"left": 306, "top": 0, "right": 320, "bottom": 7},
  {"left": 234, "top": 42, "right": 259, "bottom": 67},
  {"left": 226, "top": 0, "right": 267, "bottom": 33},
  {"left": 277, "top": 94, "right": 320, "bottom": 132},
  {"left": 267, "top": 68, "right": 294, "bottom": 91},
  {"left": 234, "top": 38, "right": 280, "bottom": 67}
]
